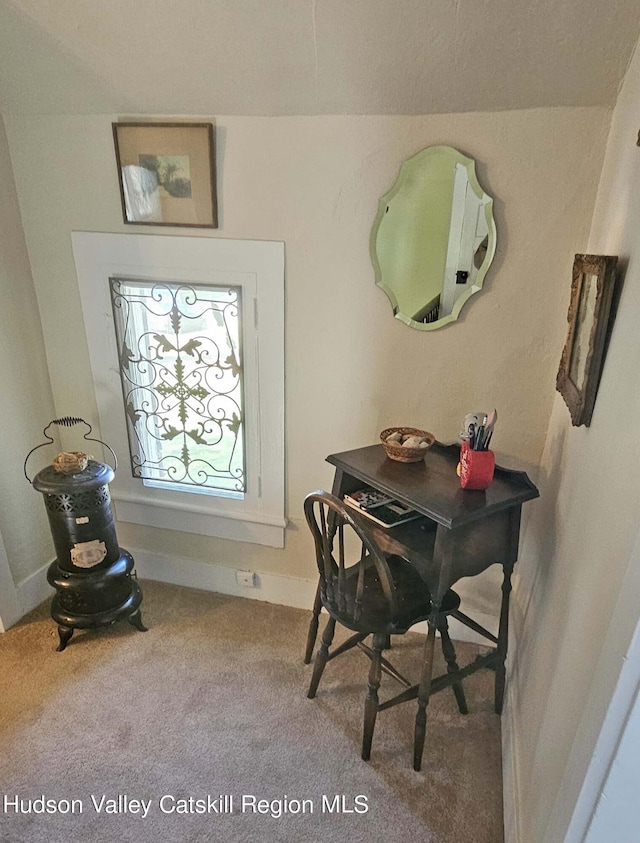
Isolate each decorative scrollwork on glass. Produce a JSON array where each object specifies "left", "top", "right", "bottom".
[{"left": 110, "top": 277, "right": 245, "bottom": 494}]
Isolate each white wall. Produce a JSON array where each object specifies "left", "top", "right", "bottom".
[
  {"left": 4, "top": 108, "right": 608, "bottom": 622},
  {"left": 0, "top": 116, "right": 57, "bottom": 589},
  {"left": 507, "top": 42, "right": 640, "bottom": 843}
]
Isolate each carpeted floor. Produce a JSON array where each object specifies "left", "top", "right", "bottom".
[{"left": 0, "top": 580, "right": 503, "bottom": 842}]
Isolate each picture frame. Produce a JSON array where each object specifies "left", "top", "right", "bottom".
[
  {"left": 556, "top": 253, "right": 618, "bottom": 427},
  {"left": 112, "top": 122, "right": 217, "bottom": 228}
]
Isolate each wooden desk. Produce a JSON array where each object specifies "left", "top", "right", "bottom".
[{"left": 326, "top": 442, "right": 539, "bottom": 769}]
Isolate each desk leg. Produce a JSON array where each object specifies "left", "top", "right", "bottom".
[
  {"left": 495, "top": 560, "right": 514, "bottom": 715},
  {"left": 413, "top": 615, "right": 437, "bottom": 772}
]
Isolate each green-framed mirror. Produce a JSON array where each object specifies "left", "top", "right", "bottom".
[{"left": 371, "top": 145, "right": 496, "bottom": 330}]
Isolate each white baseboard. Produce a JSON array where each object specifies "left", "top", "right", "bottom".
[
  {"left": 502, "top": 677, "right": 521, "bottom": 843},
  {"left": 11, "top": 548, "right": 495, "bottom": 647},
  {"left": 16, "top": 561, "right": 51, "bottom": 617},
  {"left": 131, "top": 548, "right": 495, "bottom": 645},
  {"left": 131, "top": 547, "right": 318, "bottom": 610}
]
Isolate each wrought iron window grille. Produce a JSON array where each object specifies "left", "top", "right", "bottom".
[{"left": 110, "top": 277, "right": 245, "bottom": 496}]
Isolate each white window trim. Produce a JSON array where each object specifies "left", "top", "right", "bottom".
[{"left": 72, "top": 232, "right": 285, "bottom": 548}]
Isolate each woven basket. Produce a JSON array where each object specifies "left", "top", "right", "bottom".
[{"left": 380, "top": 427, "right": 435, "bottom": 463}]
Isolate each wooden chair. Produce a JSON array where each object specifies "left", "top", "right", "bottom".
[{"left": 304, "top": 491, "right": 467, "bottom": 764}]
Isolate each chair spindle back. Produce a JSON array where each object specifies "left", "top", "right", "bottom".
[{"left": 304, "top": 492, "right": 397, "bottom": 627}]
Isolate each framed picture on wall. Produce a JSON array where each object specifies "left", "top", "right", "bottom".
[
  {"left": 556, "top": 253, "right": 618, "bottom": 427},
  {"left": 112, "top": 122, "right": 217, "bottom": 228}
]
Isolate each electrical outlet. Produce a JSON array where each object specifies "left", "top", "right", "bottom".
[{"left": 236, "top": 570, "right": 256, "bottom": 588}]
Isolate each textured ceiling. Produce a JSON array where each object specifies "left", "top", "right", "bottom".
[{"left": 0, "top": 0, "right": 638, "bottom": 116}]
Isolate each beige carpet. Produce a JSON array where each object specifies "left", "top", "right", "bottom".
[{"left": 0, "top": 580, "right": 503, "bottom": 842}]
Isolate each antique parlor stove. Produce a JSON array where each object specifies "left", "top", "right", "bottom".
[{"left": 25, "top": 417, "right": 146, "bottom": 651}]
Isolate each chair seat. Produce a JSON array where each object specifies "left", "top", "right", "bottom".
[{"left": 322, "top": 554, "right": 460, "bottom": 634}]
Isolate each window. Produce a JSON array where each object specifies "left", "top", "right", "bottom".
[
  {"left": 72, "top": 233, "right": 285, "bottom": 547},
  {"left": 110, "top": 277, "right": 245, "bottom": 497}
]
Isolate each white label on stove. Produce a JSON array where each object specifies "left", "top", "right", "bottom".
[
  {"left": 70, "top": 540, "right": 107, "bottom": 568},
  {"left": 75, "top": 516, "right": 89, "bottom": 524}
]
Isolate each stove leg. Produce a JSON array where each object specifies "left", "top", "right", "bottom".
[
  {"left": 56, "top": 625, "right": 74, "bottom": 652},
  {"left": 128, "top": 608, "right": 148, "bottom": 632}
]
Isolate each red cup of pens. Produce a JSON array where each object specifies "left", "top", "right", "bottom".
[{"left": 459, "top": 440, "right": 495, "bottom": 490}]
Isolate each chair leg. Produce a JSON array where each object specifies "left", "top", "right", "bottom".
[
  {"left": 304, "top": 581, "right": 323, "bottom": 664},
  {"left": 414, "top": 617, "right": 437, "bottom": 772},
  {"left": 438, "top": 617, "right": 468, "bottom": 715},
  {"left": 307, "top": 617, "right": 336, "bottom": 699},
  {"left": 362, "top": 632, "right": 384, "bottom": 761}
]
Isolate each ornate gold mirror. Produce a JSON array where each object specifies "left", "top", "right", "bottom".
[{"left": 371, "top": 145, "right": 496, "bottom": 330}]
